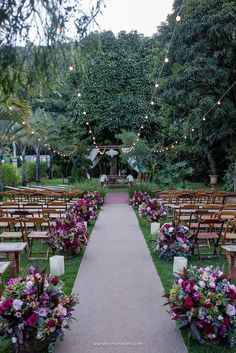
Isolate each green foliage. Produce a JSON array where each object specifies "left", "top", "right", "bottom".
[
  {"left": 25, "top": 161, "right": 48, "bottom": 182},
  {"left": 155, "top": 0, "right": 236, "bottom": 182},
  {"left": 128, "top": 182, "right": 158, "bottom": 198},
  {"left": 2, "top": 163, "right": 20, "bottom": 186},
  {"left": 153, "top": 161, "right": 193, "bottom": 190},
  {"left": 69, "top": 31, "right": 162, "bottom": 144},
  {"left": 68, "top": 179, "right": 106, "bottom": 198}
]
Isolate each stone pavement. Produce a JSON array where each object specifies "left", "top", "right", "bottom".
[{"left": 56, "top": 194, "right": 187, "bottom": 353}]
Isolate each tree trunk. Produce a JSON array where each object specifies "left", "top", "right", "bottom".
[
  {"left": 0, "top": 156, "right": 3, "bottom": 193},
  {"left": 21, "top": 145, "right": 27, "bottom": 186},
  {"left": 48, "top": 151, "right": 53, "bottom": 179},
  {"left": 35, "top": 144, "right": 40, "bottom": 182},
  {"left": 0, "top": 146, "right": 4, "bottom": 193}
]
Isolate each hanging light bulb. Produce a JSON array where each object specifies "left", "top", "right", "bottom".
[
  {"left": 217, "top": 101, "right": 221, "bottom": 105},
  {"left": 150, "top": 101, "right": 155, "bottom": 106},
  {"left": 69, "top": 65, "right": 74, "bottom": 71},
  {"left": 164, "top": 57, "right": 169, "bottom": 63},
  {"left": 141, "top": 125, "right": 144, "bottom": 129},
  {"left": 192, "top": 128, "right": 195, "bottom": 132},
  {"left": 145, "top": 115, "right": 148, "bottom": 120},
  {"left": 77, "top": 93, "right": 81, "bottom": 97},
  {"left": 22, "top": 121, "right": 26, "bottom": 125},
  {"left": 176, "top": 14, "right": 181, "bottom": 22},
  {"left": 38, "top": 138, "right": 41, "bottom": 141},
  {"left": 184, "top": 136, "right": 187, "bottom": 139},
  {"left": 85, "top": 121, "right": 89, "bottom": 125},
  {"left": 89, "top": 130, "right": 92, "bottom": 134},
  {"left": 203, "top": 117, "right": 206, "bottom": 121},
  {"left": 155, "top": 83, "right": 159, "bottom": 88},
  {"left": 31, "top": 131, "right": 34, "bottom": 134},
  {"left": 83, "top": 111, "right": 87, "bottom": 115}
]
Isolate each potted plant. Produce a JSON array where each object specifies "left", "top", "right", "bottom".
[
  {"left": 0, "top": 267, "right": 77, "bottom": 353},
  {"left": 167, "top": 266, "right": 236, "bottom": 347}
]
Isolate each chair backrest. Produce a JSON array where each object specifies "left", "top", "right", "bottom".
[
  {"left": 222, "top": 204, "right": 236, "bottom": 210},
  {"left": 23, "top": 217, "right": 51, "bottom": 232},
  {"left": 196, "top": 218, "right": 225, "bottom": 235},
  {"left": 11, "top": 210, "right": 34, "bottom": 218}
]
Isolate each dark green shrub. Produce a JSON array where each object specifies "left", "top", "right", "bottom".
[
  {"left": 2, "top": 163, "right": 20, "bottom": 186},
  {"left": 25, "top": 161, "right": 48, "bottom": 181}
]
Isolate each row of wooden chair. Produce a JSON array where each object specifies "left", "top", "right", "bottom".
[
  {"left": 160, "top": 190, "right": 233, "bottom": 205},
  {"left": 0, "top": 189, "right": 83, "bottom": 202},
  {"left": 0, "top": 217, "right": 52, "bottom": 260}
]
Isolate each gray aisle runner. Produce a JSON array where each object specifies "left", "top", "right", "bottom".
[{"left": 56, "top": 203, "right": 187, "bottom": 353}]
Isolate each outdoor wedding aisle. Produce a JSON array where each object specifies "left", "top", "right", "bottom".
[{"left": 56, "top": 193, "right": 187, "bottom": 353}]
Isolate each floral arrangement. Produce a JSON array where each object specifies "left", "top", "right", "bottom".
[
  {"left": 129, "top": 191, "right": 150, "bottom": 207},
  {"left": 157, "top": 223, "right": 194, "bottom": 261},
  {"left": 49, "top": 212, "right": 89, "bottom": 254},
  {"left": 85, "top": 191, "right": 104, "bottom": 208},
  {"left": 70, "top": 197, "right": 97, "bottom": 222},
  {"left": 167, "top": 266, "right": 236, "bottom": 347},
  {"left": 0, "top": 267, "right": 77, "bottom": 352},
  {"left": 139, "top": 200, "right": 167, "bottom": 222}
]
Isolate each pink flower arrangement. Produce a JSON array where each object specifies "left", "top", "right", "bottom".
[
  {"left": 85, "top": 191, "right": 104, "bottom": 208},
  {"left": 0, "top": 267, "right": 77, "bottom": 351},
  {"left": 70, "top": 197, "right": 97, "bottom": 222},
  {"left": 139, "top": 200, "right": 167, "bottom": 222},
  {"left": 129, "top": 191, "right": 150, "bottom": 207},
  {"left": 49, "top": 212, "right": 89, "bottom": 254},
  {"left": 167, "top": 266, "right": 236, "bottom": 347},
  {"left": 157, "top": 223, "right": 194, "bottom": 261}
]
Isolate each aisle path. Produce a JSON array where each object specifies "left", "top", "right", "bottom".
[{"left": 56, "top": 193, "right": 187, "bottom": 353}]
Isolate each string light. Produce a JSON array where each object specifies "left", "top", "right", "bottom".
[
  {"left": 217, "top": 101, "right": 221, "bottom": 105},
  {"left": 155, "top": 83, "right": 159, "bottom": 88},
  {"left": 176, "top": 14, "right": 181, "bottom": 22},
  {"left": 69, "top": 65, "right": 74, "bottom": 71},
  {"left": 22, "top": 121, "right": 26, "bottom": 125},
  {"left": 164, "top": 57, "right": 169, "bottom": 63},
  {"left": 155, "top": 80, "right": 236, "bottom": 156},
  {"left": 150, "top": 101, "right": 155, "bottom": 106},
  {"left": 77, "top": 93, "right": 81, "bottom": 97}
]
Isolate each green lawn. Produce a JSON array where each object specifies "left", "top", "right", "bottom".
[{"left": 135, "top": 210, "right": 234, "bottom": 353}]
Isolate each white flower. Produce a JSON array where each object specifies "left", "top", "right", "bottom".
[
  {"left": 199, "top": 281, "right": 205, "bottom": 288},
  {"left": 13, "top": 299, "right": 23, "bottom": 311},
  {"left": 25, "top": 281, "right": 33, "bottom": 290},
  {"left": 209, "top": 282, "right": 215, "bottom": 289},
  {"left": 218, "top": 315, "right": 223, "bottom": 321},
  {"left": 226, "top": 304, "right": 236, "bottom": 317}
]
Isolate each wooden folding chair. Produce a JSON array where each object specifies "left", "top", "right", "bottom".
[
  {"left": 175, "top": 204, "right": 198, "bottom": 227},
  {"left": 221, "top": 219, "right": 236, "bottom": 247},
  {"left": 0, "top": 217, "right": 26, "bottom": 242},
  {"left": 193, "top": 218, "right": 224, "bottom": 259},
  {"left": 23, "top": 217, "right": 51, "bottom": 260}
]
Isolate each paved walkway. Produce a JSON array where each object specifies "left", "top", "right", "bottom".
[{"left": 56, "top": 194, "right": 187, "bottom": 353}]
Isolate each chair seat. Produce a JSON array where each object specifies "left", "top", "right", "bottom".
[
  {"left": 197, "top": 232, "right": 218, "bottom": 239},
  {"left": 0, "top": 223, "right": 9, "bottom": 228},
  {"left": 42, "top": 222, "right": 55, "bottom": 227},
  {"left": 225, "top": 233, "right": 236, "bottom": 240},
  {"left": 28, "top": 231, "right": 49, "bottom": 239},
  {"left": 0, "top": 232, "right": 23, "bottom": 239}
]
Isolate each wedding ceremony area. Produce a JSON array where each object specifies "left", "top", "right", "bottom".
[{"left": 0, "top": 0, "right": 236, "bottom": 352}]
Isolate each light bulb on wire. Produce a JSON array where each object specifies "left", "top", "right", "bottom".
[{"left": 176, "top": 14, "right": 181, "bottom": 22}]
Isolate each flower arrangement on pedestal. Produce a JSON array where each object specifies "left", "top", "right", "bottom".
[
  {"left": 129, "top": 191, "right": 150, "bottom": 207},
  {"left": 49, "top": 213, "right": 89, "bottom": 254},
  {"left": 139, "top": 200, "right": 167, "bottom": 222},
  {"left": 167, "top": 266, "right": 236, "bottom": 347},
  {"left": 70, "top": 197, "right": 97, "bottom": 222},
  {"left": 157, "top": 223, "right": 194, "bottom": 261},
  {"left": 85, "top": 191, "right": 104, "bottom": 208},
  {"left": 0, "top": 267, "right": 77, "bottom": 353}
]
